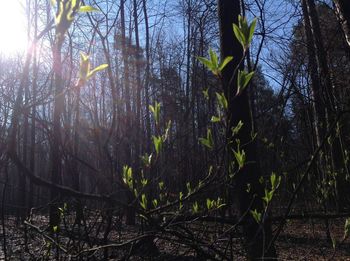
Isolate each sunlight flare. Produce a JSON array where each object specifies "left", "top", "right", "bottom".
[{"left": 0, "top": 0, "right": 28, "bottom": 56}]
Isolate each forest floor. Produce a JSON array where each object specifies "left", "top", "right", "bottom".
[{"left": 0, "top": 215, "right": 349, "bottom": 260}]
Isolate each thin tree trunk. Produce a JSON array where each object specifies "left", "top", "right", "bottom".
[
  {"left": 121, "top": 0, "right": 135, "bottom": 225},
  {"left": 49, "top": 30, "right": 64, "bottom": 232},
  {"left": 28, "top": 0, "right": 39, "bottom": 212},
  {"left": 142, "top": 0, "right": 151, "bottom": 151},
  {"left": 133, "top": 0, "right": 142, "bottom": 174},
  {"left": 305, "top": 0, "right": 346, "bottom": 209},
  {"left": 305, "top": 0, "right": 335, "bottom": 111},
  {"left": 301, "top": 0, "right": 325, "bottom": 158},
  {"left": 333, "top": 0, "right": 350, "bottom": 48}
]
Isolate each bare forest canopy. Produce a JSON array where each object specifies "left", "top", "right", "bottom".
[{"left": 0, "top": 0, "right": 350, "bottom": 259}]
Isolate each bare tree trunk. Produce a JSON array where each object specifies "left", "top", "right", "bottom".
[
  {"left": 333, "top": 0, "right": 350, "bottom": 48},
  {"left": 305, "top": 0, "right": 346, "bottom": 209},
  {"left": 28, "top": 0, "right": 39, "bottom": 211},
  {"left": 72, "top": 80, "right": 83, "bottom": 223},
  {"left": 301, "top": 0, "right": 325, "bottom": 161},
  {"left": 133, "top": 0, "right": 142, "bottom": 175},
  {"left": 49, "top": 30, "right": 64, "bottom": 232},
  {"left": 305, "top": 0, "right": 335, "bottom": 111},
  {"left": 142, "top": 0, "right": 151, "bottom": 150},
  {"left": 121, "top": 0, "right": 135, "bottom": 225}
]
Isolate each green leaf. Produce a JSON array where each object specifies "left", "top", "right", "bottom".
[
  {"left": 163, "top": 120, "right": 172, "bottom": 141},
  {"left": 270, "top": 172, "right": 281, "bottom": 190},
  {"left": 152, "top": 136, "right": 163, "bottom": 155},
  {"left": 141, "top": 178, "right": 148, "bottom": 187},
  {"left": 271, "top": 173, "right": 276, "bottom": 189},
  {"left": 179, "top": 192, "right": 183, "bottom": 210},
  {"left": 206, "top": 198, "right": 214, "bottom": 210},
  {"left": 87, "top": 64, "right": 109, "bottom": 79},
  {"left": 78, "top": 5, "right": 100, "bottom": 12},
  {"left": 211, "top": 116, "right": 221, "bottom": 123},
  {"left": 140, "top": 194, "right": 148, "bottom": 210},
  {"left": 233, "top": 16, "right": 257, "bottom": 50},
  {"left": 248, "top": 18, "right": 257, "bottom": 45},
  {"left": 237, "top": 70, "right": 254, "bottom": 96},
  {"left": 218, "top": 56, "right": 233, "bottom": 71},
  {"left": 233, "top": 24, "right": 246, "bottom": 49},
  {"left": 250, "top": 209, "right": 261, "bottom": 223},
  {"left": 263, "top": 189, "right": 274, "bottom": 205},
  {"left": 149, "top": 101, "right": 161, "bottom": 125},
  {"left": 79, "top": 52, "right": 90, "bottom": 81},
  {"left": 197, "top": 56, "right": 214, "bottom": 71},
  {"left": 53, "top": 226, "right": 59, "bottom": 233},
  {"left": 152, "top": 199, "right": 158, "bottom": 208},
  {"left": 186, "top": 182, "right": 192, "bottom": 195},
  {"left": 232, "top": 120, "right": 243, "bottom": 135},
  {"left": 199, "top": 129, "right": 214, "bottom": 150},
  {"left": 122, "top": 165, "right": 133, "bottom": 189},
  {"left": 179, "top": 191, "right": 183, "bottom": 201},
  {"left": 192, "top": 201, "right": 199, "bottom": 213},
  {"left": 238, "top": 15, "right": 244, "bottom": 29},
  {"left": 233, "top": 149, "right": 246, "bottom": 169},
  {"left": 216, "top": 92, "right": 228, "bottom": 110},
  {"left": 209, "top": 48, "right": 218, "bottom": 69}
]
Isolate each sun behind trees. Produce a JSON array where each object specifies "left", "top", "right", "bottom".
[{"left": 0, "top": 0, "right": 350, "bottom": 259}]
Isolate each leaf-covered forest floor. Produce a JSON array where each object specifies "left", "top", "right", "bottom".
[{"left": 0, "top": 213, "right": 350, "bottom": 260}]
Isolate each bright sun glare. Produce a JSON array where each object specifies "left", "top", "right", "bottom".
[{"left": 0, "top": 0, "right": 28, "bottom": 56}]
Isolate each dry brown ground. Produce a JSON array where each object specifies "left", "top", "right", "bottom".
[{"left": 0, "top": 215, "right": 349, "bottom": 260}]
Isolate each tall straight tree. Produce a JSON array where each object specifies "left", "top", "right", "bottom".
[
  {"left": 50, "top": 5, "right": 65, "bottom": 231},
  {"left": 333, "top": 0, "right": 350, "bottom": 48},
  {"left": 120, "top": 0, "right": 135, "bottom": 225},
  {"left": 142, "top": 0, "right": 151, "bottom": 150},
  {"left": 301, "top": 0, "right": 325, "bottom": 167},
  {"left": 217, "top": 0, "right": 276, "bottom": 259}
]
